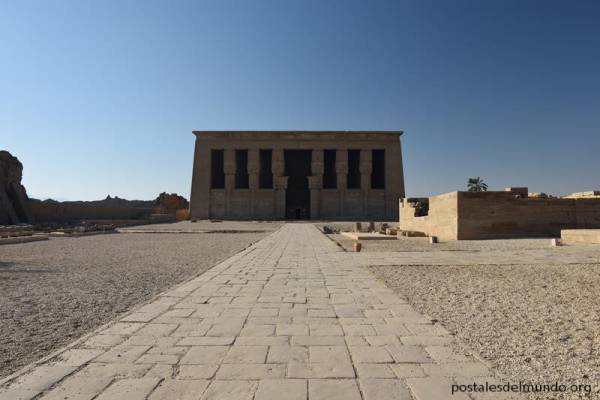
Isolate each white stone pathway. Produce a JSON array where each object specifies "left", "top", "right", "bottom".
[{"left": 0, "top": 224, "right": 512, "bottom": 400}]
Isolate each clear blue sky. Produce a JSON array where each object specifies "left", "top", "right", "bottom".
[{"left": 2, "top": 0, "right": 599, "bottom": 201}]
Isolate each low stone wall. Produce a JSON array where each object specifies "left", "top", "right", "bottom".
[
  {"left": 30, "top": 201, "right": 154, "bottom": 223},
  {"left": 400, "top": 190, "right": 600, "bottom": 240},
  {"left": 457, "top": 192, "right": 574, "bottom": 239},
  {"left": 561, "top": 229, "right": 600, "bottom": 244}
]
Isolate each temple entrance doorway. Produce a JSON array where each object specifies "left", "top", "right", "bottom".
[{"left": 284, "top": 150, "right": 311, "bottom": 219}]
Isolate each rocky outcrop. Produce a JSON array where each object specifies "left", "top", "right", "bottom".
[
  {"left": 154, "top": 192, "right": 189, "bottom": 211},
  {"left": 0, "top": 151, "right": 33, "bottom": 225}
]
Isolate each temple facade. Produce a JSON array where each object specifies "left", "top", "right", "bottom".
[{"left": 189, "top": 131, "right": 405, "bottom": 220}]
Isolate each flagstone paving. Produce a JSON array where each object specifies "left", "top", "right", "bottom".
[{"left": 0, "top": 224, "right": 511, "bottom": 400}]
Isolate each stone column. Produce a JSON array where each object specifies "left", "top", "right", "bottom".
[
  {"left": 309, "top": 149, "right": 324, "bottom": 220},
  {"left": 336, "top": 149, "right": 348, "bottom": 218},
  {"left": 274, "top": 176, "right": 288, "bottom": 219},
  {"left": 223, "top": 149, "right": 235, "bottom": 217},
  {"left": 386, "top": 141, "right": 404, "bottom": 220},
  {"left": 272, "top": 149, "right": 286, "bottom": 219},
  {"left": 360, "top": 150, "right": 372, "bottom": 218},
  {"left": 248, "top": 149, "right": 259, "bottom": 218},
  {"left": 189, "top": 140, "right": 210, "bottom": 220}
]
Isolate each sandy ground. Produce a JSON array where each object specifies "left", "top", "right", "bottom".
[
  {"left": 328, "top": 235, "right": 600, "bottom": 399},
  {"left": 0, "top": 223, "right": 278, "bottom": 379}
]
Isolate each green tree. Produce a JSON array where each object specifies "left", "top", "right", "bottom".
[{"left": 467, "top": 177, "right": 488, "bottom": 192}]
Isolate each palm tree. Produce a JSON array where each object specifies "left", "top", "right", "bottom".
[{"left": 467, "top": 177, "right": 488, "bottom": 192}]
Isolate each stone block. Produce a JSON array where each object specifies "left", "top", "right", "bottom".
[
  {"left": 235, "top": 336, "right": 289, "bottom": 346},
  {"left": 254, "top": 379, "right": 307, "bottom": 400},
  {"left": 266, "top": 346, "right": 308, "bottom": 363},
  {"left": 54, "top": 349, "right": 104, "bottom": 366},
  {"left": 179, "top": 346, "right": 229, "bottom": 365},
  {"left": 223, "top": 346, "right": 268, "bottom": 364},
  {"left": 309, "top": 324, "right": 343, "bottom": 336},
  {"left": 95, "top": 378, "right": 160, "bottom": 400},
  {"left": 215, "top": 364, "right": 285, "bottom": 380},
  {"left": 148, "top": 379, "right": 210, "bottom": 400},
  {"left": 291, "top": 336, "right": 345, "bottom": 346},
  {"left": 77, "top": 363, "right": 152, "bottom": 379},
  {"left": 35, "top": 376, "right": 112, "bottom": 400},
  {"left": 348, "top": 346, "right": 394, "bottom": 363},
  {"left": 385, "top": 345, "right": 432, "bottom": 363},
  {"left": 145, "top": 364, "right": 174, "bottom": 378},
  {"left": 200, "top": 380, "right": 257, "bottom": 400},
  {"left": 177, "top": 365, "right": 219, "bottom": 379},
  {"left": 276, "top": 323, "right": 309, "bottom": 336},
  {"left": 561, "top": 229, "right": 600, "bottom": 244},
  {"left": 308, "top": 346, "right": 351, "bottom": 364},
  {"left": 239, "top": 324, "right": 276, "bottom": 337},
  {"left": 94, "top": 345, "right": 151, "bottom": 364},
  {"left": 389, "top": 364, "right": 426, "bottom": 378},
  {"left": 177, "top": 337, "right": 235, "bottom": 346},
  {"left": 359, "top": 378, "right": 412, "bottom": 400},
  {"left": 308, "top": 379, "right": 361, "bottom": 400},
  {"left": 355, "top": 364, "right": 395, "bottom": 378},
  {"left": 0, "top": 389, "right": 40, "bottom": 400},
  {"left": 287, "top": 363, "right": 355, "bottom": 378}
]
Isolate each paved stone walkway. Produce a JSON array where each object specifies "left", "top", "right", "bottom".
[{"left": 0, "top": 224, "right": 509, "bottom": 400}]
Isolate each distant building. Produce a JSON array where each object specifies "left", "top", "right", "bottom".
[{"left": 190, "top": 131, "right": 405, "bottom": 220}]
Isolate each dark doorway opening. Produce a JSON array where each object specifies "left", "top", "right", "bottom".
[{"left": 284, "top": 150, "right": 311, "bottom": 219}]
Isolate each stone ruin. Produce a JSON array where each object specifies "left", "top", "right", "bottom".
[
  {"left": 400, "top": 187, "right": 600, "bottom": 240},
  {"left": 0, "top": 151, "right": 33, "bottom": 225}
]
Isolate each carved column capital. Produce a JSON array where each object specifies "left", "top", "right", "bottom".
[
  {"left": 223, "top": 149, "right": 236, "bottom": 174},
  {"left": 359, "top": 149, "right": 372, "bottom": 174},
  {"left": 308, "top": 175, "right": 323, "bottom": 190},
  {"left": 274, "top": 176, "right": 289, "bottom": 190},
  {"left": 247, "top": 149, "right": 260, "bottom": 174}
]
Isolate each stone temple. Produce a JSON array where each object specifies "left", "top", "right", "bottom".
[{"left": 189, "top": 131, "right": 405, "bottom": 220}]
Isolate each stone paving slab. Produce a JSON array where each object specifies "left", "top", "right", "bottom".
[{"left": 0, "top": 224, "right": 515, "bottom": 399}]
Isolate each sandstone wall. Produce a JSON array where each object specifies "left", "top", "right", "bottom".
[
  {"left": 561, "top": 229, "right": 600, "bottom": 244},
  {"left": 399, "top": 190, "right": 600, "bottom": 240},
  {"left": 575, "top": 199, "right": 600, "bottom": 228},
  {"left": 457, "top": 192, "right": 570, "bottom": 239},
  {"left": 399, "top": 192, "right": 459, "bottom": 240}
]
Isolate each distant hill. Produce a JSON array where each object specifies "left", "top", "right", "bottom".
[
  {"left": 29, "top": 195, "right": 155, "bottom": 208},
  {"left": 29, "top": 193, "right": 189, "bottom": 210}
]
